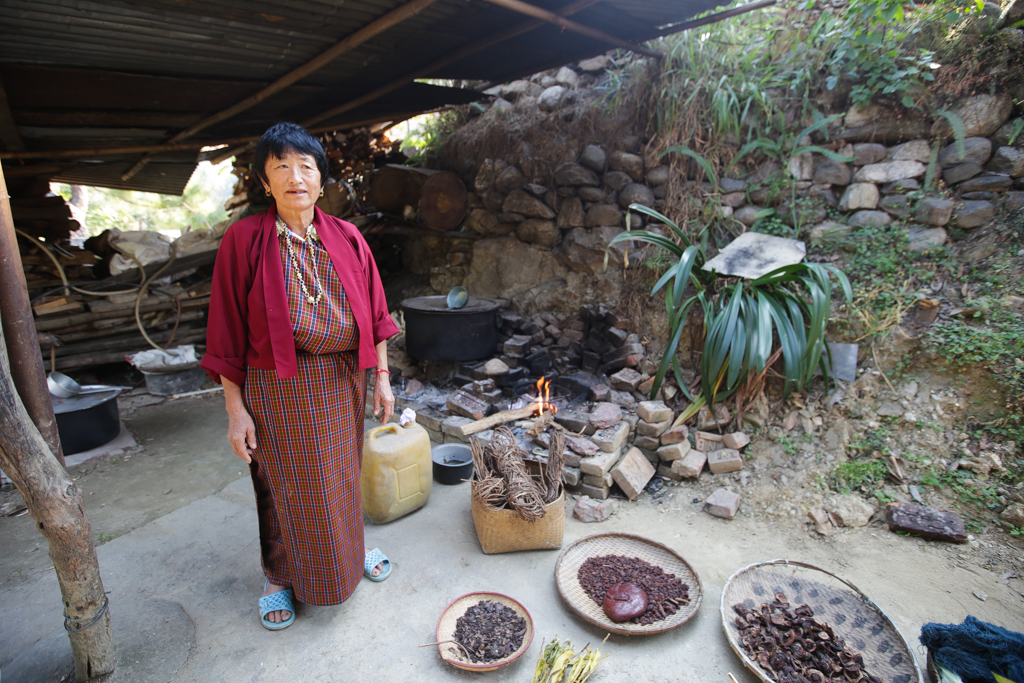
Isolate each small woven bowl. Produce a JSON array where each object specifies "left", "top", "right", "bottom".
[{"left": 435, "top": 592, "right": 534, "bottom": 672}]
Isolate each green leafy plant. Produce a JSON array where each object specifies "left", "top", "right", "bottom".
[
  {"left": 608, "top": 202, "right": 852, "bottom": 409},
  {"left": 832, "top": 460, "right": 889, "bottom": 492}
]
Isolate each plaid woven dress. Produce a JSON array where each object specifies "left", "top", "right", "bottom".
[{"left": 244, "top": 226, "right": 366, "bottom": 606}]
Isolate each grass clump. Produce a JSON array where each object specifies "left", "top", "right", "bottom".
[{"left": 831, "top": 460, "right": 890, "bottom": 493}]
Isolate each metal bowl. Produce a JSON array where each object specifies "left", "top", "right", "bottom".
[
  {"left": 432, "top": 444, "right": 474, "bottom": 485},
  {"left": 446, "top": 286, "right": 469, "bottom": 309},
  {"left": 47, "top": 371, "right": 86, "bottom": 398}
]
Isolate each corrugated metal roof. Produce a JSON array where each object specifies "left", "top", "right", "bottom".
[{"left": 0, "top": 0, "right": 726, "bottom": 194}]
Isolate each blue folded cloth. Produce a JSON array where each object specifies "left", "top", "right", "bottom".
[{"left": 921, "top": 616, "right": 1024, "bottom": 683}]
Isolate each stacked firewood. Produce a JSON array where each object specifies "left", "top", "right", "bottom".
[
  {"left": 21, "top": 237, "right": 212, "bottom": 372},
  {"left": 224, "top": 128, "right": 405, "bottom": 217}
]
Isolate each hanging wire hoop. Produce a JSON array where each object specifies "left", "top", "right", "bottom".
[{"left": 64, "top": 595, "right": 109, "bottom": 633}]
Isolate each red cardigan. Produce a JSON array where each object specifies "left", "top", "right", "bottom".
[{"left": 201, "top": 204, "right": 399, "bottom": 387}]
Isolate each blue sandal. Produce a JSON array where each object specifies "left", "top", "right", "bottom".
[
  {"left": 259, "top": 580, "right": 296, "bottom": 630},
  {"left": 364, "top": 547, "right": 392, "bottom": 582}
]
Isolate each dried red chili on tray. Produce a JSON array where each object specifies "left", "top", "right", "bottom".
[{"left": 578, "top": 554, "right": 689, "bottom": 625}]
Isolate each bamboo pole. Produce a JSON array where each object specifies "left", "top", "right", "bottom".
[{"left": 0, "top": 165, "right": 114, "bottom": 681}]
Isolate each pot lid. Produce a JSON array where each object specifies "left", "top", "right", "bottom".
[
  {"left": 400, "top": 295, "right": 501, "bottom": 314},
  {"left": 51, "top": 386, "right": 125, "bottom": 414}
]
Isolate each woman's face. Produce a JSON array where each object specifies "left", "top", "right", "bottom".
[{"left": 263, "top": 149, "right": 322, "bottom": 214}]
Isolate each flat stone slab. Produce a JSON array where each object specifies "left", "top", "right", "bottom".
[
  {"left": 886, "top": 502, "right": 967, "bottom": 543},
  {"left": 702, "top": 232, "right": 806, "bottom": 280}
]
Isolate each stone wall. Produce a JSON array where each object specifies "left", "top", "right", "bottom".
[{"left": 424, "top": 69, "right": 1023, "bottom": 323}]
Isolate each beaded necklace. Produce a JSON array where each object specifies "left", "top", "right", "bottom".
[{"left": 276, "top": 216, "right": 324, "bottom": 307}]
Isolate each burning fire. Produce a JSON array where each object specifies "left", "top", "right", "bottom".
[{"left": 532, "top": 377, "right": 557, "bottom": 416}]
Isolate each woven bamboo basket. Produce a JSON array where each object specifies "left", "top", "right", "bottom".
[
  {"left": 471, "top": 489, "right": 565, "bottom": 554},
  {"left": 721, "top": 560, "right": 923, "bottom": 683},
  {"left": 554, "top": 532, "right": 703, "bottom": 636},
  {"left": 435, "top": 591, "right": 534, "bottom": 672}
]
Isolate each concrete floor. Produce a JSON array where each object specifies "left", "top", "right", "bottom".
[{"left": 1, "top": 395, "right": 1021, "bottom": 683}]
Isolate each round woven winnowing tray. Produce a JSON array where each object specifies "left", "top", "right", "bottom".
[
  {"left": 435, "top": 592, "right": 534, "bottom": 672},
  {"left": 721, "top": 560, "right": 923, "bottom": 683},
  {"left": 554, "top": 533, "right": 703, "bottom": 636}
]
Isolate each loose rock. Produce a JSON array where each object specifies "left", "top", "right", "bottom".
[{"left": 704, "top": 489, "right": 740, "bottom": 519}]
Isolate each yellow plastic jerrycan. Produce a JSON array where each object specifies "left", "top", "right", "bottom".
[{"left": 361, "top": 422, "right": 432, "bottom": 524}]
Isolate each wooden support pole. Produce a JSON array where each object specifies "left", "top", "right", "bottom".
[
  {"left": 0, "top": 165, "right": 114, "bottom": 682},
  {"left": 0, "top": 160, "right": 64, "bottom": 464},
  {"left": 119, "top": 0, "right": 443, "bottom": 180},
  {"left": 475, "top": 0, "right": 663, "bottom": 58}
]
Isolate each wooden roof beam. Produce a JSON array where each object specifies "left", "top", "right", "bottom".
[
  {"left": 204, "top": 0, "right": 602, "bottom": 164},
  {"left": 119, "top": 0, "right": 444, "bottom": 180},
  {"left": 475, "top": 0, "right": 662, "bottom": 59},
  {"left": 0, "top": 75, "right": 26, "bottom": 154}
]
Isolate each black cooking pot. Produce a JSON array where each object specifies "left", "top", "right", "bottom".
[
  {"left": 401, "top": 295, "right": 500, "bottom": 362},
  {"left": 51, "top": 387, "right": 124, "bottom": 455},
  {"left": 432, "top": 444, "right": 474, "bottom": 485}
]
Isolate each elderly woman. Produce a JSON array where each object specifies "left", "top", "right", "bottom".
[{"left": 201, "top": 122, "right": 399, "bottom": 630}]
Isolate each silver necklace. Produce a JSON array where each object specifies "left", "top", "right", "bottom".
[{"left": 276, "top": 216, "right": 324, "bottom": 306}]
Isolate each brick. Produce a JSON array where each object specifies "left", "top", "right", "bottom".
[
  {"left": 657, "top": 441, "right": 691, "bottom": 462},
  {"left": 574, "top": 496, "right": 615, "bottom": 522},
  {"left": 441, "top": 416, "right": 473, "bottom": 437},
  {"left": 660, "top": 425, "right": 689, "bottom": 446},
  {"left": 565, "top": 434, "right": 600, "bottom": 458},
  {"left": 554, "top": 409, "right": 595, "bottom": 435},
  {"left": 657, "top": 464, "right": 679, "bottom": 480},
  {"left": 447, "top": 390, "right": 488, "bottom": 420},
  {"left": 591, "top": 422, "right": 629, "bottom": 453},
  {"left": 655, "top": 464, "right": 679, "bottom": 481},
  {"left": 579, "top": 483, "right": 611, "bottom": 500},
  {"left": 704, "top": 489, "right": 740, "bottom": 519},
  {"left": 589, "top": 402, "right": 622, "bottom": 429},
  {"left": 885, "top": 502, "right": 967, "bottom": 542},
  {"left": 637, "top": 400, "right": 672, "bottom": 423},
  {"left": 694, "top": 431, "right": 725, "bottom": 453},
  {"left": 579, "top": 448, "right": 623, "bottom": 476},
  {"left": 610, "top": 368, "right": 642, "bottom": 392},
  {"left": 633, "top": 435, "right": 661, "bottom": 451},
  {"left": 589, "top": 383, "right": 610, "bottom": 401},
  {"left": 603, "top": 343, "right": 644, "bottom": 364},
  {"left": 640, "top": 449, "right": 659, "bottom": 466},
  {"left": 637, "top": 377, "right": 655, "bottom": 396},
  {"left": 609, "top": 390, "right": 636, "bottom": 410},
  {"left": 415, "top": 407, "right": 446, "bottom": 432},
  {"left": 583, "top": 472, "right": 614, "bottom": 487},
  {"left": 562, "top": 450, "right": 581, "bottom": 468},
  {"left": 708, "top": 448, "right": 743, "bottom": 474},
  {"left": 424, "top": 427, "right": 443, "bottom": 444},
  {"left": 672, "top": 450, "right": 706, "bottom": 478},
  {"left": 637, "top": 418, "right": 672, "bottom": 438},
  {"left": 562, "top": 466, "right": 581, "bottom": 487},
  {"left": 611, "top": 447, "right": 656, "bottom": 500},
  {"left": 722, "top": 432, "right": 751, "bottom": 449},
  {"left": 562, "top": 328, "right": 584, "bottom": 342}
]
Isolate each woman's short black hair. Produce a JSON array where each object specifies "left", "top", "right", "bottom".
[{"left": 253, "top": 122, "right": 329, "bottom": 190}]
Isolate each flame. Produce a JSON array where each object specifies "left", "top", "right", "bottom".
[{"left": 532, "top": 376, "right": 557, "bottom": 416}]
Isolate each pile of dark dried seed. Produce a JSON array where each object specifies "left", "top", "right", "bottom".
[
  {"left": 452, "top": 600, "right": 527, "bottom": 663},
  {"left": 577, "top": 554, "right": 690, "bottom": 625},
  {"left": 733, "top": 592, "right": 882, "bottom": 683}
]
